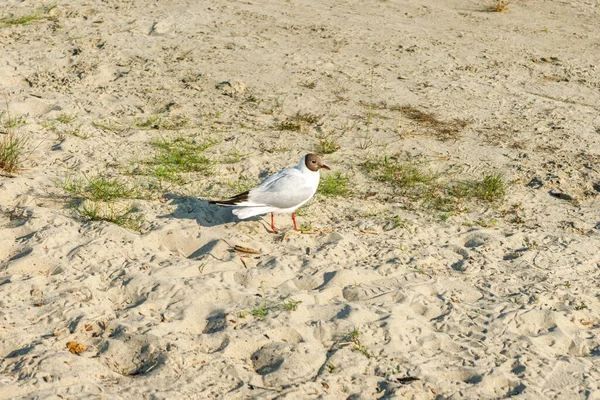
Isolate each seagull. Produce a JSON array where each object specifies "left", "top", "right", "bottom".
[{"left": 209, "top": 153, "right": 330, "bottom": 233}]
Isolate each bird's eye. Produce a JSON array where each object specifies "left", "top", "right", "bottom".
[{"left": 311, "top": 160, "right": 316, "bottom": 163}]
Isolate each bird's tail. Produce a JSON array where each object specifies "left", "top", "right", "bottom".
[{"left": 209, "top": 191, "right": 250, "bottom": 206}]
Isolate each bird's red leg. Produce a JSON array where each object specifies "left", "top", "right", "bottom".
[
  {"left": 292, "top": 212, "right": 300, "bottom": 231},
  {"left": 270, "top": 213, "right": 278, "bottom": 233}
]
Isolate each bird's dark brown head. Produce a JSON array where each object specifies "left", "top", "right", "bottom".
[{"left": 304, "top": 153, "right": 330, "bottom": 172}]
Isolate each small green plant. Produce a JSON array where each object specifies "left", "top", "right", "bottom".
[
  {"left": 346, "top": 329, "right": 360, "bottom": 342},
  {"left": 362, "top": 156, "right": 434, "bottom": 189},
  {"left": 0, "top": 133, "right": 28, "bottom": 173},
  {"left": 440, "top": 213, "right": 453, "bottom": 222},
  {"left": 476, "top": 217, "right": 498, "bottom": 227},
  {"left": 358, "top": 68, "right": 377, "bottom": 150},
  {"left": 282, "top": 298, "right": 302, "bottom": 311},
  {"left": 221, "top": 150, "right": 247, "bottom": 164},
  {"left": 276, "top": 112, "right": 319, "bottom": 132},
  {"left": 575, "top": 301, "right": 587, "bottom": 311},
  {"left": 92, "top": 119, "right": 130, "bottom": 135},
  {"left": 4, "top": 115, "right": 26, "bottom": 129},
  {"left": 344, "top": 328, "right": 375, "bottom": 358},
  {"left": 276, "top": 119, "right": 302, "bottom": 132},
  {"left": 76, "top": 201, "right": 142, "bottom": 230},
  {"left": 2, "top": 12, "right": 42, "bottom": 26},
  {"left": 64, "top": 126, "right": 90, "bottom": 139},
  {"left": 318, "top": 171, "right": 350, "bottom": 197},
  {"left": 315, "top": 134, "right": 340, "bottom": 154},
  {"left": 354, "top": 345, "right": 375, "bottom": 358},
  {"left": 145, "top": 136, "right": 219, "bottom": 182},
  {"left": 474, "top": 173, "right": 505, "bottom": 202},
  {"left": 60, "top": 174, "right": 136, "bottom": 202},
  {"left": 299, "top": 222, "right": 312, "bottom": 232},
  {"left": 1, "top": 5, "right": 57, "bottom": 26},
  {"left": 294, "top": 112, "right": 319, "bottom": 124},
  {"left": 135, "top": 115, "right": 161, "bottom": 129},
  {"left": 0, "top": 107, "right": 29, "bottom": 173},
  {"left": 56, "top": 112, "right": 76, "bottom": 124},
  {"left": 325, "top": 362, "right": 337, "bottom": 373},
  {"left": 251, "top": 305, "right": 268, "bottom": 318},
  {"left": 59, "top": 174, "right": 142, "bottom": 229},
  {"left": 363, "top": 155, "right": 506, "bottom": 214},
  {"left": 391, "top": 215, "right": 408, "bottom": 229},
  {"left": 450, "top": 173, "right": 505, "bottom": 203}
]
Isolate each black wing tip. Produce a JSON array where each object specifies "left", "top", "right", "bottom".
[{"left": 209, "top": 190, "right": 249, "bottom": 206}]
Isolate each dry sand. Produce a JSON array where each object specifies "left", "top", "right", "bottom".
[{"left": 1, "top": 0, "right": 600, "bottom": 398}]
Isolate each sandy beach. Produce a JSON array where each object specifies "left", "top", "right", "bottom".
[{"left": 1, "top": 0, "right": 600, "bottom": 398}]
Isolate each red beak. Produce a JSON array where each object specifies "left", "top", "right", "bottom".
[{"left": 321, "top": 164, "right": 331, "bottom": 170}]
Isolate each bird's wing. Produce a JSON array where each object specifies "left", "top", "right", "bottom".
[{"left": 247, "top": 168, "right": 315, "bottom": 209}]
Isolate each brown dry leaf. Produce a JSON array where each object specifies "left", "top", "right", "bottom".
[
  {"left": 66, "top": 341, "right": 86, "bottom": 354},
  {"left": 321, "top": 381, "right": 330, "bottom": 389},
  {"left": 234, "top": 245, "right": 261, "bottom": 255},
  {"left": 53, "top": 331, "right": 67, "bottom": 336}
]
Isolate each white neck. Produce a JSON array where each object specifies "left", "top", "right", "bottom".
[{"left": 296, "top": 155, "right": 314, "bottom": 173}]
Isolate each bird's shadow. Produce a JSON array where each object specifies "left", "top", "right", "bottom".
[{"left": 158, "top": 193, "right": 266, "bottom": 229}]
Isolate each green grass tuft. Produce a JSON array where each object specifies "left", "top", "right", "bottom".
[
  {"left": 4, "top": 115, "right": 26, "bottom": 128},
  {"left": 221, "top": 149, "right": 247, "bottom": 164},
  {"left": 65, "top": 126, "right": 90, "bottom": 139},
  {"left": 450, "top": 172, "right": 505, "bottom": 203},
  {"left": 92, "top": 119, "right": 130, "bottom": 135},
  {"left": 318, "top": 171, "right": 350, "bottom": 197},
  {"left": 473, "top": 172, "right": 506, "bottom": 202},
  {"left": 1, "top": 5, "right": 58, "bottom": 27},
  {"left": 362, "top": 155, "right": 506, "bottom": 213},
  {"left": 0, "top": 133, "right": 28, "bottom": 173},
  {"left": 251, "top": 305, "right": 268, "bottom": 318},
  {"left": 346, "top": 329, "right": 360, "bottom": 342},
  {"left": 58, "top": 174, "right": 142, "bottom": 229},
  {"left": 2, "top": 12, "right": 42, "bottom": 25},
  {"left": 146, "top": 136, "right": 219, "bottom": 182},
  {"left": 362, "top": 156, "right": 434, "bottom": 189},
  {"left": 391, "top": 215, "right": 409, "bottom": 229},
  {"left": 276, "top": 112, "right": 320, "bottom": 132},
  {"left": 315, "top": 135, "right": 340, "bottom": 154},
  {"left": 76, "top": 201, "right": 142, "bottom": 230},
  {"left": 56, "top": 112, "right": 76, "bottom": 124},
  {"left": 60, "top": 174, "right": 136, "bottom": 202},
  {"left": 282, "top": 298, "right": 302, "bottom": 311}
]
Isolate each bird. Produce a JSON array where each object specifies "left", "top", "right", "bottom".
[{"left": 209, "top": 153, "right": 330, "bottom": 233}]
